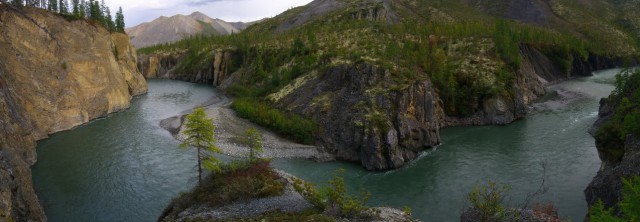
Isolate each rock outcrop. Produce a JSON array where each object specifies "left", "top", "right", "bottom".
[
  {"left": 0, "top": 6, "right": 147, "bottom": 221},
  {"left": 265, "top": 44, "right": 624, "bottom": 170},
  {"left": 585, "top": 87, "right": 640, "bottom": 216},
  {"left": 138, "top": 49, "right": 234, "bottom": 86}
]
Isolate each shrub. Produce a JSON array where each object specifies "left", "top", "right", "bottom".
[
  {"left": 466, "top": 181, "right": 512, "bottom": 221},
  {"left": 292, "top": 169, "right": 376, "bottom": 219},
  {"left": 589, "top": 176, "right": 640, "bottom": 221},
  {"left": 231, "top": 98, "right": 315, "bottom": 144}
]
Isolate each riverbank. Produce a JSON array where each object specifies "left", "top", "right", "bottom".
[{"left": 159, "top": 95, "right": 334, "bottom": 162}]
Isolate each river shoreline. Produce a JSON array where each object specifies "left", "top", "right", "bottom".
[{"left": 159, "top": 95, "right": 335, "bottom": 162}]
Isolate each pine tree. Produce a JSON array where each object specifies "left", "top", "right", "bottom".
[
  {"left": 180, "top": 108, "right": 222, "bottom": 185},
  {"left": 244, "top": 128, "right": 263, "bottom": 163},
  {"left": 59, "top": 0, "right": 68, "bottom": 15},
  {"left": 47, "top": 0, "right": 57, "bottom": 12},
  {"left": 71, "top": 0, "right": 79, "bottom": 18},
  {"left": 11, "top": 0, "right": 23, "bottom": 6},
  {"left": 103, "top": 5, "right": 114, "bottom": 31},
  {"left": 115, "top": 6, "right": 124, "bottom": 33},
  {"left": 78, "top": 0, "right": 85, "bottom": 18},
  {"left": 100, "top": 0, "right": 109, "bottom": 28}
]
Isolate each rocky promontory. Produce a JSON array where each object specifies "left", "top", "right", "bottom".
[
  {"left": 0, "top": 5, "right": 147, "bottom": 221},
  {"left": 585, "top": 69, "right": 640, "bottom": 216}
]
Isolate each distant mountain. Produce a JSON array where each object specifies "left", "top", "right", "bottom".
[{"left": 126, "top": 12, "right": 254, "bottom": 48}]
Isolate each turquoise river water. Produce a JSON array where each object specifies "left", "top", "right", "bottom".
[{"left": 32, "top": 69, "right": 624, "bottom": 221}]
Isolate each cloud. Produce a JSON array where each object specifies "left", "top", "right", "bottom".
[
  {"left": 185, "top": 0, "right": 224, "bottom": 6},
  {"left": 107, "top": 0, "right": 313, "bottom": 27}
]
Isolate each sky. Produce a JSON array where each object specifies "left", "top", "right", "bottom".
[{"left": 105, "top": 0, "right": 314, "bottom": 28}]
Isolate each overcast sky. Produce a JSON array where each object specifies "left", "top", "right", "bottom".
[{"left": 105, "top": 0, "right": 314, "bottom": 28}]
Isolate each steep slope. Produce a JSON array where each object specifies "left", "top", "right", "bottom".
[
  {"left": 137, "top": 0, "right": 638, "bottom": 170},
  {"left": 126, "top": 12, "right": 250, "bottom": 48},
  {"left": 0, "top": 5, "right": 147, "bottom": 221},
  {"left": 585, "top": 69, "right": 640, "bottom": 216}
]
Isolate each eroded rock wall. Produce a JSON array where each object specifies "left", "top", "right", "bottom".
[
  {"left": 138, "top": 49, "right": 233, "bottom": 86},
  {"left": 266, "top": 44, "right": 627, "bottom": 170},
  {"left": 0, "top": 6, "right": 147, "bottom": 221}
]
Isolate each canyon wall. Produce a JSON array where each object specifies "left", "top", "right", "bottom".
[
  {"left": 0, "top": 6, "right": 147, "bottom": 221},
  {"left": 267, "top": 45, "right": 627, "bottom": 170},
  {"left": 137, "top": 49, "right": 234, "bottom": 86}
]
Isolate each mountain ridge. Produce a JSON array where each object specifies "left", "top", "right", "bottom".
[{"left": 126, "top": 11, "right": 256, "bottom": 48}]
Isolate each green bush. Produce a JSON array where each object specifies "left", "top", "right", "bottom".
[
  {"left": 595, "top": 69, "right": 640, "bottom": 161},
  {"left": 589, "top": 176, "right": 640, "bottom": 221},
  {"left": 467, "top": 181, "right": 512, "bottom": 221},
  {"left": 292, "top": 169, "right": 376, "bottom": 219},
  {"left": 231, "top": 98, "right": 315, "bottom": 144}
]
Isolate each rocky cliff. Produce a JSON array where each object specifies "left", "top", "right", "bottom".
[
  {"left": 0, "top": 5, "right": 147, "bottom": 221},
  {"left": 265, "top": 45, "right": 625, "bottom": 170},
  {"left": 137, "top": 48, "right": 234, "bottom": 86},
  {"left": 585, "top": 70, "right": 640, "bottom": 216}
]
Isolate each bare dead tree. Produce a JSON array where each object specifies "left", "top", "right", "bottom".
[{"left": 520, "top": 161, "right": 550, "bottom": 210}]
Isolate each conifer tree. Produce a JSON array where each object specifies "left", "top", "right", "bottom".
[
  {"left": 71, "top": 0, "right": 79, "bottom": 17},
  {"left": 115, "top": 6, "right": 124, "bottom": 33},
  {"left": 78, "top": 0, "right": 85, "bottom": 18},
  {"left": 11, "top": 0, "right": 23, "bottom": 6},
  {"left": 244, "top": 128, "right": 263, "bottom": 163},
  {"left": 180, "top": 108, "right": 222, "bottom": 185},
  {"left": 59, "top": 0, "right": 68, "bottom": 15},
  {"left": 47, "top": 0, "right": 57, "bottom": 12}
]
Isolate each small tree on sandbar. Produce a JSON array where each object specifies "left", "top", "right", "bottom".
[
  {"left": 244, "top": 128, "right": 263, "bottom": 163},
  {"left": 181, "top": 107, "right": 221, "bottom": 184}
]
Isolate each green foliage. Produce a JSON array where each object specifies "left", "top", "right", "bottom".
[
  {"left": 589, "top": 176, "right": 640, "bottom": 221},
  {"left": 467, "top": 181, "right": 512, "bottom": 221},
  {"left": 162, "top": 160, "right": 286, "bottom": 220},
  {"left": 595, "top": 69, "right": 640, "bottom": 162},
  {"left": 292, "top": 169, "right": 376, "bottom": 219},
  {"left": 244, "top": 128, "right": 263, "bottom": 163},
  {"left": 231, "top": 98, "right": 315, "bottom": 144},
  {"left": 180, "top": 108, "right": 222, "bottom": 184},
  {"left": 9, "top": 0, "right": 123, "bottom": 33},
  {"left": 114, "top": 6, "right": 124, "bottom": 33}
]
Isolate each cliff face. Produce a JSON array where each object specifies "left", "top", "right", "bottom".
[
  {"left": 266, "top": 45, "right": 621, "bottom": 170},
  {"left": 137, "top": 49, "right": 233, "bottom": 86},
  {"left": 0, "top": 6, "right": 147, "bottom": 221},
  {"left": 585, "top": 85, "right": 640, "bottom": 216}
]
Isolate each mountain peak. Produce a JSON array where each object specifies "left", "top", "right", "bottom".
[{"left": 188, "top": 11, "right": 214, "bottom": 22}]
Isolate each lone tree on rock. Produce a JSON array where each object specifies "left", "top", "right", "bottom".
[
  {"left": 181, "top": 107, "right": 222, "bottom": 184},
  {"left": 244, "top": 128, "right": 263, "bottom": 163}
]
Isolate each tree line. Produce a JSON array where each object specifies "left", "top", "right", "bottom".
[{"left": 7, "top": 0, "right": 125, "bottom": 33}]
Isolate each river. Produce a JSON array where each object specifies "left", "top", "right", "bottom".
[{"left": 31, "top": 69, "right": 624, "bottom": 221}]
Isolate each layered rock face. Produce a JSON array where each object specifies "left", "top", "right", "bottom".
[
  {"left": 138, "top": 49, "right": 233, "bottom": 86},
  {"left": 585, "top": 97, "right": 640, "bottom": 216},
  {"left": 0, "top": 6, "right": 147, "bottom": 221},
  {"left": 267, "top": 45, "right": 620, "bottom": 170},
  {"left": 270, "top": 63, "right": 444, "bottom": 170}
]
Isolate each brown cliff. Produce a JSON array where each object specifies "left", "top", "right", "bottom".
[{"left": 0, "top": 6, "right": 147, "bottom": 221}]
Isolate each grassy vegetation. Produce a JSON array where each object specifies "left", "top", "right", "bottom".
[
  {"left": 594, "top": 69, "right": 640, "bottom": 162},
  {"left": 231, "top": 98, "right": 315, "bottom": 144},
  {"left": 589, "top": 176, "right": 640, "bottom": 221},
  {"left": 292, "top": 169, "right": 379, "bottom": 220},
  {"left": 161, "top": 160, "right": 286, "bottom": 219}
]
